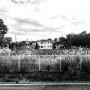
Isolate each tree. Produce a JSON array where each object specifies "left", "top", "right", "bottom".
[
  {"left": 48, "top": 38, "right": 52, "bottom": 41},
  {"left": 54, "top": 38, "right": 58, "bottom": 43},
  {"left": 3, "top": 37, "right": 12, "bottom": 47},
  {"left": 0, "top": 19, "right": 8, "bottom": 47},
  {"left": 0, "top": 19, "right": 8, "bottom": 37},
  {"left": 66, "top": 33, "right": 76, "bottom": 48},
  {"left": 59, "top": 37, "right": 66, "bottom": 43},
  {"left": 3, "top": 37, "right": 12, "bottom": 43},
  {"left": 66, "top": 31, "right": 90, "bottom": 48},
  {"left": 79, "top": 31, "right": 87, "bottom": 36},
  {"left": 35, "top": 42, "right": 39, "bottom": 49}
]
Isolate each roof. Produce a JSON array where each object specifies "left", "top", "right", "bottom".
[{"left": 37, "top": 39, "right": 53, "bottom": 43}]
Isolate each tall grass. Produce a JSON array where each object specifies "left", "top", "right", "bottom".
[{"left": 0, "top": 55, "right": 90, "bottom": 74}]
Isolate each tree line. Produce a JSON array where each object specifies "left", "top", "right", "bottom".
[{"left": 54, "top": 31, "right": 90, "bottom": 49}]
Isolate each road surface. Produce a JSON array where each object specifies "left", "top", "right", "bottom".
[{"left": 0, "top": 83, "right": 90, "bottom": 90}]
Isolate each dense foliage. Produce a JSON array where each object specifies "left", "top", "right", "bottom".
[
  {"left": 0, "top": 19, "right": 11, "bottom": 47},
  {"left": 66, "top": 31, "right": 90, "bottom": 47},
  {"left": 54, "top": 31, "right": 90, "bottom": 49}
]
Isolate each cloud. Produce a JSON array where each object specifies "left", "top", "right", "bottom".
[
  {"left": 8, "top": 24, "right": 26, "bottom": 35},
  {"left": 71, "top": 18, "right": 85, "bottom": 26},
  {"left": 11, "top": 0, "right": 46, "bottom": 4},
  {"left": 50, "top": 15, "right": 69, "bottom": 21},
  {"left": 28, "top": 27, "right": 61, "bottom": 32},
  {"left": 10, "top": 22, "right": 62, "bottom": 35},
  {"left": 1, "top": 0, "right": 90, "bottom": 41},
  {"left": 10, "top": 0, "right": 46, "bottom": 12},
  {"left": 14, "top": 17, "right": 44, "bottom": 27},
  {"left": 50, "top": 15, "right": 85, "bottom": 27},
  {"left": 9, "top": 30, "right": 26, "bottom": 35},
  {"left": 0, "top": 8, "right": 7, "bottom": 13},
  {"left": 33, "top": 7, "right": 40, "bottom": 12},
  {"left": 11, "top": 0, "right": 29, "bottom": 4},
  {"left": 71, "top": 21, "right": 84, "bottom": 26},
  {"left": 60, "top": 15, "right": 69, "bottom": 21},
  {"left": 0, "top": 8, "right": 8, "bottom": 18},
  {"left": 10, "top": 0, "right": 20, "bottom": 4},
  {"left": 50, "top": 15, "right": 70, "bottom": 28},
  {"left": 11, "top": 17, "right": 62, "bottom": 34}
]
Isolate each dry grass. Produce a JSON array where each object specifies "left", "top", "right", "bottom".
[{"left": 0, "top": 55, "right": 90, "bottom": 72}]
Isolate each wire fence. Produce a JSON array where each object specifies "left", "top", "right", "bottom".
[{"left": 0, "top": 55, "right": 90, "bottom": 73}]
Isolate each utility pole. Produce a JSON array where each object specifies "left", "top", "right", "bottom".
[
  {"left": 15, "top": 34, "right": 17, "bottom": 52},
  {"left": 15, "top": 34, "right": 17, "bottom": 42},
  {"left": 0, "top": 31, "right": 3, "bottom": 48}
]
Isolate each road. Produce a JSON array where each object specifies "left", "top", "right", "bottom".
[{"left": 0, "top": 83, "right": 90, "bottom": 90}]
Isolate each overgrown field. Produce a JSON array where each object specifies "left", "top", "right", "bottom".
[{"left": 0, "top": 55, "right": 90, "bottom": 82}]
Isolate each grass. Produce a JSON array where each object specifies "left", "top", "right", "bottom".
[{"left": 0, "top": 55, "right": 90, "bottom": 82}]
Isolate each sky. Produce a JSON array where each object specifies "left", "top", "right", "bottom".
[{"left": 0, "top": 0, "right": 90, "bottom": 42}]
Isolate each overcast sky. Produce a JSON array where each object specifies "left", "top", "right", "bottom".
[{"left": 0, "top": 0, "right": 90, "bottom": 42}]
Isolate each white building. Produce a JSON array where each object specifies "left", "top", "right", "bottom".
[{"left": 37, "top": 39, "right": 53, "bottom": 49}]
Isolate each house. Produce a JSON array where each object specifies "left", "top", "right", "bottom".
[
  {"left": 37, "top": 39, "right": 53, "bottom": 49},
  {"left": 25, "top": 41, "right": 30, "bottom": 48}
]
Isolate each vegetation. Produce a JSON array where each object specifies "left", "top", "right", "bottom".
[
  {"left": 0, "top": 19, "right": 8, "bottom": 37},
  {"left": 54, "top": 31, "right": 90, "bottom": 49},
  {"left": 0, "top": 55, "right": 89, "bottom": 82},
  {"left": 1, "top": 19, "right": 90, "bottom": 83},
  {"left": 0, "top": 19, "right": 12, "bottom": 48}
]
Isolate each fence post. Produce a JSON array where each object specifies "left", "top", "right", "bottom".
[
  {"left": 18, "top": 55, "right": 20, "bottom": 72},
  {"left": 80, "top": 55, "right": 82, "bottom": 71},
  {"left": 60, "top": 55, "right": 62, "bottom": 71},
  {"left": 39, "top": 55, "right": 41, "bottom": 71}
]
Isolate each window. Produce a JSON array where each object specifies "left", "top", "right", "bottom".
[
  {"left": 41, "top": 42, "right": 43, "bottom": 44},
  {"left": 41, "top": 46, "right": 43, "bottom": 48}
]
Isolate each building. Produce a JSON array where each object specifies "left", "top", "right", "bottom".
[
  {"left": 37, "top": 39, "right": 53, "bottom": 49},
  {"left": 25, "top": 41, "right": 30, "bottom": 48}
]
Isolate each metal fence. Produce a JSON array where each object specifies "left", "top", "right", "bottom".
[{"left": 0, "top": 55, "right": 90, "bottom": 73}]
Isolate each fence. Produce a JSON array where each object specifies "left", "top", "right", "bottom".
[{"left": 0, "top": 55, "right": 90, "bottom": 73}]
